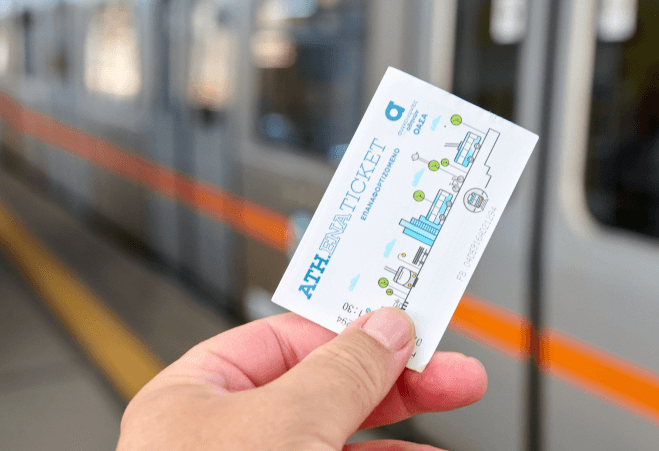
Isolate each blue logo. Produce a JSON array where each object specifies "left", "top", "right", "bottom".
[{"left": 385, "top": 101, "right": 405, "bottom": 121}]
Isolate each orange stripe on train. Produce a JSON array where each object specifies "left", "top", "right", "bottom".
[
  {"left": 450, "top": 296, "right": 659, "bottom": 425},
  {"left": 539, "top": 328, "right": 659, "bottom": 425},
  {"left": 0, "top": 92, "right": 291, "bottom": 253}
]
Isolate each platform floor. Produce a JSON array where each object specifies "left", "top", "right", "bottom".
[
  {"left": 0, "top": 170, "right": 239, "bottom": 450},
  {"left": 0, "top": 259, "right": 124, "bottom": 450}
]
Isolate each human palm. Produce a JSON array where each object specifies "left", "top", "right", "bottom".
[{"left": 117, "top": 308, "right": 487, "bottom": 450}]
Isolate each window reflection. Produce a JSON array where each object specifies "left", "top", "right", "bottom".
[
  {"left": 187, "top": 0, "right": 239, "bottom": 110},
  {"left": 0, "top": 23, "right": 9, "bottom": 76},
  {"left": 84, "top": 2, "right": 141, "bottom": 98},
  {"left": 489, "top": 0, "right": 527, "bottom": 45},
  {"left": 250, "top": 29, "right": 296, "bottom": 69},
  {"left": 252, "top": 0, "right": 366, "bottom": 160}
]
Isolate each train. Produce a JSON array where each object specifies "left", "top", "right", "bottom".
[
  {"left": 453, "top": 131, "right": 482, "bottom": 167},
  {"left": 1, "top": 0, "right": 658, "bottom": 450}
]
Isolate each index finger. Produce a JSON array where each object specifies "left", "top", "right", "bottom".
[{"left": 167, "top": 312, "right": 338, "bottom": 391}]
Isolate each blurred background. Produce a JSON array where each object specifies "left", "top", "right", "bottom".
[{"left": 0, "top": 0, "right": 657, "bottom": 449}]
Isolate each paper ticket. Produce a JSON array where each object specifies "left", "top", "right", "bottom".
[{"left": 272, "top": 67, "right": 538, "bottom": 371}]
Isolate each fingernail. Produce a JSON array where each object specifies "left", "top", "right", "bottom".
[{"left": 362, "top": 308, "right": 414, "bottom": 350}]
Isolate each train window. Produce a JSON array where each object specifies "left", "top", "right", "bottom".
[
  {"left": 84, "top": 2, "right": 141, "bottom": 98},
  {"left": 585, "top": 0, "right": 659, "bottom": 239},
  {"left": 251, "top": 0, "right": 366, "bottom": 160},
  {"left": 187, "top": 0, "right": 239, "bottom": 111},
  {"left": 451, "top": 0, "right": 524, "bottom": 121}
]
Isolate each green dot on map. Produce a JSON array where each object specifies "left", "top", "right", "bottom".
[
  {"left": 441, "top": 158, "right": 449, "bottom": 167},
  {"left": 451, "top": 114, "right": 462, "bottom": 125}
]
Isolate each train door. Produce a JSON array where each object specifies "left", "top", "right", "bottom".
[
  {"left": 167, "top": 0, "right": 244, "bottom": 306},
  {"left": 48, "top": 1, "right": 88, "bottom": 214},
  {"left": 408, "top": 1, "right": 552, "bottom": 450},
  {"left": 135, "top": 0, "right": 181, "bottom": 266},
  {"left": 76, "top": 0, "right": 154, "bottom": 243},
  {"left": 542, "top": 0, "right": 659, "bottom": 449}
]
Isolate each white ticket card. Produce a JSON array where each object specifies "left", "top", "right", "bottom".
[{"left": 272, "top": 67, "right": 538, "bottom": 371}]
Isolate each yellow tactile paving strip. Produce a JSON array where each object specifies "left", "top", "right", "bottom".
[{"left": 0, "top": 198, "right": 164, "bottom": 401}]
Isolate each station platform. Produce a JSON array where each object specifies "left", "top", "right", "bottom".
[
  {"left": 0, "top": 258, "right": 123, "bottom": 450},
  {"left": 0, "top": 169, "right": 239, "bottom": 450}
]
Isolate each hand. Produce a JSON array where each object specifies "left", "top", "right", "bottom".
[{"left": 116, "top": 307, "right": 487, "bottom": 450}]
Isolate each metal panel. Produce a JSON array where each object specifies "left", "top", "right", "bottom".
[{"left": 543, "top": 0, "right": 659, "bottom": 449}]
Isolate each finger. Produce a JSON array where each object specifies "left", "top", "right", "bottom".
[
  {"left": 152, "top": 310, "right": 487, "bottom": 424},
  {"left": 360, "top": 351, "right": 488, "bottom": 429},
  {"left": 156, "top": 312, "right": 338, "bottom": 393},
  {"left": 344, "top": 440, "right": 445, "bottom": 451},
  {"left": 265, "top": 307, "right": 416, "bottom": 449}
]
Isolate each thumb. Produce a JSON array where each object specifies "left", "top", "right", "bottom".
[{"left": 267, "top": 307, "right": 415, "bottom": 448}]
